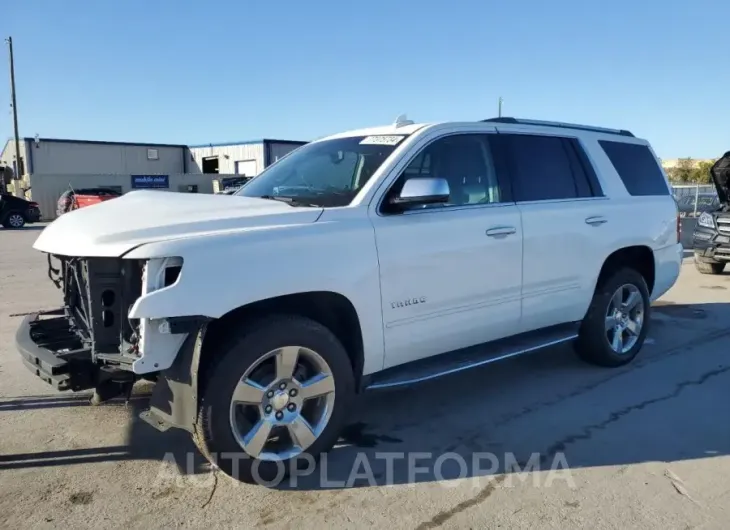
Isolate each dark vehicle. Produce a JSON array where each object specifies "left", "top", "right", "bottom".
[
  {"left": 676, "top": 193, "right": 720, "bottom": 217},
  {"left": 0, "top": 193, "right": 41, "bottom": 229},
  {"left": 216, "top": 176, "right": 251, "bottom": 195},
  {"left": 57, "top": 188, "right": 122, "bottom": 217},
  {"left": 692, "top": 152, "right": 730, "bottom": 274}
]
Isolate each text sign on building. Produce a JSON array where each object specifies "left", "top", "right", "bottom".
[{"left": 131, "top": 174, "right": 169, "bottom": 189}]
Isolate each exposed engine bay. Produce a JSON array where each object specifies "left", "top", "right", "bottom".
[
  {"left": 710, "top": 151, "right": 730, "bottom": 210},
  {"left": 18, "top": 255, "right": 190, "bottom": 403}
]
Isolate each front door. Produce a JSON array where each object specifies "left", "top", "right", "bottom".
[{"left": 371, "top": 132, "right": 523, "bottom": 369}]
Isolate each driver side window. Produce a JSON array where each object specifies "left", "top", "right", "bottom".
[{"left": 397, "top": 134, "right": 501, "bottom": 208}]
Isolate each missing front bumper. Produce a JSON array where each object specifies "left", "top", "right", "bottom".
[{"left": 15, "top": 309, "right": 95, "bottom": 391}]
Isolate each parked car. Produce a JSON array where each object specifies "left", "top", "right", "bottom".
[
  {"left": 216, "top": 176, "right": 252, "bottom": 195},
  {"left": 676, "top": 193, "right": 720, "bottom": 216},
  {"left": 0, "top": 193, "right": 41, "bottom": 228},
  {"left": 15, "top": 116, "right": 682, "bottom": 483},
  {"left": 692, "top": 152, "right": 730, "bottom": 274},
  {"left": 56, "top": 187, "right": 121, "bottom": 217}
]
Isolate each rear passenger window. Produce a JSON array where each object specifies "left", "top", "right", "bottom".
[
  {"left": 501, "top": 134, "right": 598, "bottom": 202},
  {"left": 599, "top": 141, "right": 669, "bottom": 196}
]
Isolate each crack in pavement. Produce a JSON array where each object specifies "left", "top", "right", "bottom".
[
  {"left": 413, "top": 364, "right": 730, "bottom": 528},
  {"left": 414, "top": 475, "right": 507, "bottom": 530},
  {"left": 201, "top": 469, "right": 218, "bottom": 509},
  {"left": 539, "top": 364, "right": 730, "bottom": 463},
  {"left": 498, "top": 325, "right": 730, "bottom": 431},
  {"left": 443, "top": 325, "right": 730, "bottom": 453}
]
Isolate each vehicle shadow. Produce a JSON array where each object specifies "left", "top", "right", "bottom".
[
  {"left": 1, "top": 302, "right": 729, "bottom": 487},
  {"left": 0, "top": 393, "right": 149, "bottom": 411},
  {"left": 0, "top": 391, "right": 209, "bottom": 474}
]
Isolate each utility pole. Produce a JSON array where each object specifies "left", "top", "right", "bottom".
[
  {"left": 6, "top": 36, "right": 22, "bottom": 192},
  {"left": 498, "top": 96, "right": 503, "bottom": 118}
]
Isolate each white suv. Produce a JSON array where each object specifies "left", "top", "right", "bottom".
[{"left": 17, "top": 116, "right": 682, "bottom": 482}]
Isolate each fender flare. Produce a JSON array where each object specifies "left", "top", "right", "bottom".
[{"left": 139, "top": 325, "right": 206, "bottom": 433}]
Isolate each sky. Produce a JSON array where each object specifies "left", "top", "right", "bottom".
[{"left": 2, "top": 0, "right": 728, "bottom": 159}]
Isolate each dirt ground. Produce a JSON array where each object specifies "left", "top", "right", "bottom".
[{"left": 1, "top": 225, "right": 729, "bottom": 529}]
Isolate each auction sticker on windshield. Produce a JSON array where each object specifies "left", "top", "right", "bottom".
[{"left": 360, "top": 135, "right": 405, "bottom": 146}]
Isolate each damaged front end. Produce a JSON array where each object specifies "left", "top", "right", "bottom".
[
  {"left": 16, "top": 254, "right": 205, "bottom": 409},
  {"left": 693, "top": 152, "right": 730, "bottom": 263}
]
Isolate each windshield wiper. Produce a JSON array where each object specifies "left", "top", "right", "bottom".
[{"left": 258, "top": 195, "right": 319, "bottom": 207}]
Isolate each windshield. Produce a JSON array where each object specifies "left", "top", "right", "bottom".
[{"left": 236, "top": 135, "right": 406, "bottom": 207}]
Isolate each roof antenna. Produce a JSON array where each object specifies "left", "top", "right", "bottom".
[{"left": 393, "top": 114, "right": 414, "bottom": 128}]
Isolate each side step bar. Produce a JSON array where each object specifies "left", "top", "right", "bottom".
[{"left": 364, "top": 323, "right": 580, "bottom": 391}]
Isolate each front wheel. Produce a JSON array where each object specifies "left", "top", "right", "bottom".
[
  {"left": 2, "top": 212, "right": 26, "bottom": 229},
  {"left": 575, "top": 268, "right": 651, "bottom": 367},
  {"left": 693, "top": 257, "right": 725, "bottom": 275},
  {"left": 193, "top": 315, "right": 354, "bottom": 484}
]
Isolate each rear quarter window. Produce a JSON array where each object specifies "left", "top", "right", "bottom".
[{"left": 599, "top": 140, "right": 669, "bottom": 196}]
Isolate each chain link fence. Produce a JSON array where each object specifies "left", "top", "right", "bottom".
[{"left": 671, "top": 184, "right": 718, "bottom": 218}]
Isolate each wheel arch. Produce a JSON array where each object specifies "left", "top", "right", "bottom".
[
  {"left": 596, "top": 245, "right": 656, "bottom": 294},
  {"left": 200, "top": 290, "right": 365, "bottom": 388}
]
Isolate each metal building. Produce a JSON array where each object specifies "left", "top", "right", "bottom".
[
  {"left": 188, "top": 139, "right": 306, "bottom": 177},
  {"left": 0, "top": 136, "right": 307, "bottom": 218},
  {"left": 0, "top": 137, "right": 188, "bottom": 177}
]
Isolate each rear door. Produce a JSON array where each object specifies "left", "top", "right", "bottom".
[{"left": 496, "top": 132, "right": 607, "bottom": 332}]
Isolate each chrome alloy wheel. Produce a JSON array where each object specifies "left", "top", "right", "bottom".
[
  {"left": 605, "top": 283, "right": 645, "bottom": 354},
  {"left": 7, "top": 213, "right": 24, "bottom": 228},
  {"left": 228, "top": 346, "right": 336, "bottom": 461}
]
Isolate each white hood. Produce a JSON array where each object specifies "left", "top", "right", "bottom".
[{"left": 33, "top": 190, "right": 324, "bottom": 257}]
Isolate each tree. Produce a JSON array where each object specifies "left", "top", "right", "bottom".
[
  {"left": 673, "top": 157, "right": 694, "bottom": 183},
  {"left": 690, "top": 160, "right": 713, "bottom": 184}
]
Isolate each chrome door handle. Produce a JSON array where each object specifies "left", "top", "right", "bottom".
[
  {"left": 585, "top": 216, "right": 607, "bottom": 226},
  {"left": 486, "top": 226, "right": 517, "bottom": 237}
]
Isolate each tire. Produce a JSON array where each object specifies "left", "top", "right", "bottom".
[
  {"left": 575, "top": 267, "right": 650, "bottom": 367},
  {"left": 693, "top": 258, "right": 725, "bottom": 275},
  {"left": 193, "top": 315, "right": 355, "bottom": 484},
  {"left": 2, "top": 212, "right": 26, "bottom": 229}
]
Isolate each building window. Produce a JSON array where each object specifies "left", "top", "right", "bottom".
[{"left": 147, "top": 148, "right": 159, "bottom": 160}]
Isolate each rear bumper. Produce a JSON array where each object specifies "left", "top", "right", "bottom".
[
  {"left": 692, "top": 226, "right": 730, "bottom": 262},
  {"left": 25, "top": 208, "right": 41, "bottom": 223},
  {"left": 651, "top": 243, "right": 683, "bottom": 301},
  {"left": 15, "top": 310, "right": 95, "bottom": 391}
]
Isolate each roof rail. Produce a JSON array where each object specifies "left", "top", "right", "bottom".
[{"left": 482, "top": 117, "right": 635, "bottom": 138}]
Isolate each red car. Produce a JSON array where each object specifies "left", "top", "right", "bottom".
[{"left": 57, "top": 188, "right": 121, "bottom": 217}]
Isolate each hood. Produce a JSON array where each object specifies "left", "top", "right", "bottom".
[
  {"left": 33, "top": 190, "right": 323, "bottom": 257},
  {"left": 711, "top": 152, "right": 730, "bottom": 205}
]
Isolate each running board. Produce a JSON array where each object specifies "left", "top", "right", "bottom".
[{"left": 364, "top": 323, "right": 580, "bottom": 391}]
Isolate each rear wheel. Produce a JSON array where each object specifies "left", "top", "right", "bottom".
[
  {"left": 693, "top": 257, "right": 725, "bottom": 275},
  {"left": 2, "top": 212, "right": 25, "bottom": 229},
  {"left": 193, "top": 315, "right": 354, "bottom": 484},
  {"left": 575, "top": 268, "right": 650, "bottom": 367}
]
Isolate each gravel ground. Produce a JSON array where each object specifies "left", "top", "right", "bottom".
[{"left": 1, "top": 225, "right": 729, "bottom": 529}]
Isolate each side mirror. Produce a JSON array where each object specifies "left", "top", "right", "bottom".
[{"left": 391, "top": 177, "right": 450, "bottom": 208}]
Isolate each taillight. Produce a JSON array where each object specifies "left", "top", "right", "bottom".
[
  {"left": 29, "top": 202, "right": 38, "bottom": 208},
  {"left": 676, "top": 213, "right": 681, "bottom": 243}
]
